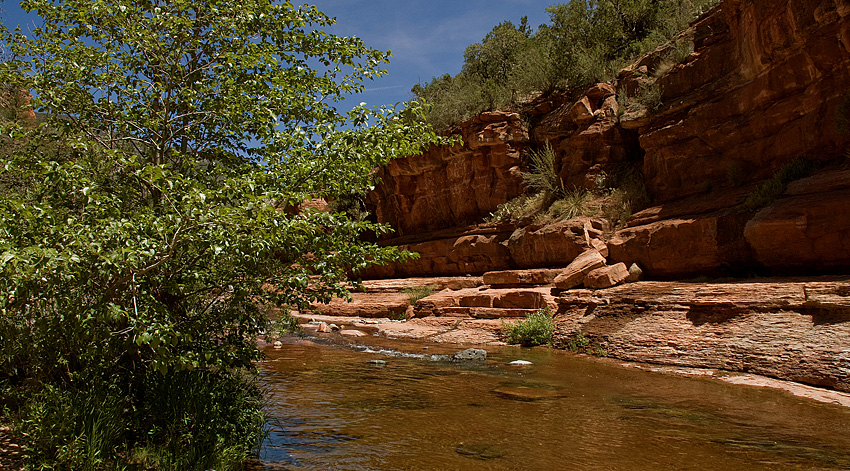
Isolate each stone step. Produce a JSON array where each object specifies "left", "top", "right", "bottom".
[
  {"left": 482, "top": 268, "right": 564, "bottom": 287},
  {"left": 413, "top": 286, "right": 557, "bottom": 318},
  {"left": 434, "top": 307, "right": 539, "bottom": 319}
]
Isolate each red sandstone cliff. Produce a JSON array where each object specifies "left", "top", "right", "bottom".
[
  {"left": 364, "top": 0, "right": 850, "bottom": 280},
  {"left": 309, "top": 0, "right": 850, "bottom": 397}
]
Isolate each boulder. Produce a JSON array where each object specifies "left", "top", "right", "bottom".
[
  {"left": 554, "top": 249, "right": 607, "bottom": 289},
  {"left": 316, "top": 322, "right": 332, "bottom": 333},
  {"left": 452, "top": 348, "right": 488, "bottom": 361},
  {"left": 339, "top": 329, "right": 367, "bottom": 337},
  {"left": 744, "top": 188, "right": 850, "bottom": 272},
  {"left": 506, "top": 218, "right": 605, "bottom": 269},
  {"left": 584, "top": 263, "right": 630, "bottom": 289},
  {"left": 626, "top": 263, "right": 643, "bottom": 283}
]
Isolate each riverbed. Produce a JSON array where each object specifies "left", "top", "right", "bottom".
[{"left": 254, "top": 335, "right": 850, "bottom": 470}]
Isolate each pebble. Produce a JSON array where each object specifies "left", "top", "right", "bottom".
[{"left": 273, "top": 341, "right": 283, "bottom": 349}]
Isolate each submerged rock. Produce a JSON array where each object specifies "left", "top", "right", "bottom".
[
  {"left": 455, "top": 443, "right": 507, "bottom": 459},
  {"left": 452, "top": 348, "right": 487, "bottom": 361},
  {"left": 492, "top": 385, "right": 568, "bottom": 401}
]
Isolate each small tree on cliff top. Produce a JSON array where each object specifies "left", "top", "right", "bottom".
[{"left": 0, "top": 0, "right": 443, "bottom": 465}]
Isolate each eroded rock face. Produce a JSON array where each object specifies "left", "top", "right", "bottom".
[
  {"left": 361, "top": 0, "right": 850, "bottom": 280},
  {"left": 555, "top": 280, "right": 850, "bottom": 392},
  {"left": 506, "top": 219, "right": 605, "bottom": 269},
  {"left": 362, "top": 218, "right": 607, "bottom": 279},
  {"left": 366, "top": 111, "right": 528, "bottom": 236},
  {"left": 744, "top": 171, "right": 850, "bottom": 272},
  {"left": 630, "top": 0, "right": 850, "bottom": 203}
]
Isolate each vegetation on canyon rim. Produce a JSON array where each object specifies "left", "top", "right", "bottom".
[
  {"left": 490, "top": 144, "right": 650, "bottom": 229},
  {"left": 0, "top": 0, "right": 445, "bottom": 467},
  {"left": 412, "top": 0, "right": 721, "bottom": 131}
]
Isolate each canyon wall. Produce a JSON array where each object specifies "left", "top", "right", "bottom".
[
  {"left": 316, "top": 0, "right": 850, "bottom": 394},
  {"left": 363, "top": 0, "right": 850, "bottom": 280}
]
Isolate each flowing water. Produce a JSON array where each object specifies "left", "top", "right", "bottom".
[{"left": 255, "top": 335, "right": 850, "bottom": 470}]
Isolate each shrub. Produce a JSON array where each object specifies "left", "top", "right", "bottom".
[
  {"left": 565, "top": 330, "right": 591, "bottom": 352},
  {"left": 1, "top": 0, "right": 445, "bottom": 467},
  {"left": 522, "top": 144, "right": 562, "bottom": 197},
  {"left": 503, "top": 308, "right": 555, "bottom": 347},
  {"left": 740, "top": 158, "right": 817, "bottom": 211}
]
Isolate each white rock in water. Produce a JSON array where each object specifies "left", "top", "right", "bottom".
[
  {"left": 273, "top": 341, "right": 283, "bottom": 349},
  {"left": 509, "top": 360, "right": 533, "bottom": 366}
]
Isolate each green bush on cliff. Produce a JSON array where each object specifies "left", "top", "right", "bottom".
[
  {"left": 740, "top": 158, "right": 817, "bottom": 211},
  {"left": 412, "top": 0, "right": 721, "bottom": 130},
  {"left": 504, "top": 308, "right": 555, "bottom": 347}
]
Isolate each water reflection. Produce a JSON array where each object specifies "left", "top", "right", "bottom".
[{"left": 255, "top": 336, "right": 850, "bottom": 470}]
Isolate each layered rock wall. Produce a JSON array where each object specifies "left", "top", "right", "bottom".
[
  {"left": 364, "top": 0, "right": 850, "bottom": 280},
  {"left": 625, "top": 0, "right": 850, "bottom": 203},
  {"left": 556, "top": 280, "right": 850, "bottom": 393},
  {"left": 366, "top": 112, "right": 528, "bottom": 236}
]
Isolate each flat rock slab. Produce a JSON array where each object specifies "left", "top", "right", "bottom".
[
  {"left": 556, "top": 278, "right": 850, "bottom": 393},
  {"left": 355, "top": 276, "right": 483, "bottom": 292},
  {"left": 310, "top": 292, "right": 410, "bottom": 319},
  {"left": 483, "top": 268, "right": 565, "bottom": 287},
  {"left": 375, "top": 317, "right": 506, "bottom": 345}
]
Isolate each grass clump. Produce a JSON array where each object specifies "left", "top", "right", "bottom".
[
  {"left": 489, "top": 192, "right": 549, "bottom": 222},
  {"left": 549, "top": 188, "right": 595, "bottom": 221},
  {"left": 403, "top": 285, "right": 435, "bottom": 304},
  {"left": 565, "top": 330, "right": 591, "bottom": 352},
  {"left": 503, "top": 308, "right": 555, "bottom": 347},
  {"left": 14, "top": 370, "right": 264, "bottom": 471},
  {"left": 522, "top": 144, "right": 563, "bottom": 198},
  {"left": 740, "top": 158, "right": 817, "bottom": 211}
]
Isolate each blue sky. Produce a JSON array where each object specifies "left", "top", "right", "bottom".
[
  {"left": 1, "top": 0, "right": 557, "bottom": 112},
  {"left": 309, "top": 0, "right": 555, "bottom": 110}
]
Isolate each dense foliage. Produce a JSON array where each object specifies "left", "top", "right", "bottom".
[
  {"left": 0, "top": 0, "right": 443, "bottom": 468},
  {"left": 503, "top": 308, "right": 555, "bottom": 347},
  {"left": 412, "top": 0, "right": 720, "bottom": 130}
]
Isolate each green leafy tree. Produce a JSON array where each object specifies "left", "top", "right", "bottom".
[{"left": 0, "top": 0, "right": 443, "bottom": 467}]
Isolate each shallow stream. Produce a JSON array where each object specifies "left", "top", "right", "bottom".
[{"left": 254, "top": 335, "right": 850, "bottom": 470}]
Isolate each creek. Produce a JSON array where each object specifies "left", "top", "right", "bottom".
[{"left": 253, "top": 335, "right": 850, "bottom": 470}]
